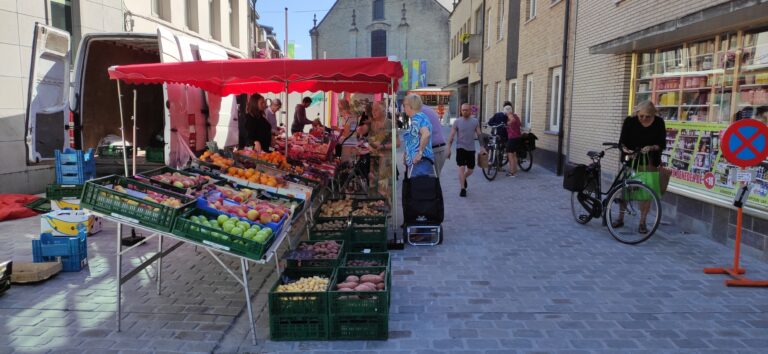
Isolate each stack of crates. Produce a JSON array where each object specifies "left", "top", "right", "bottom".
[
  {"left": 32, "top": 233, "right": 88, "bottom": 272},
  {"left": 55, "top": 148, "right": 95, "bottom": 184},
  {"left": 269, "top": 267, "right": 335, "bottom": 341},
  {"left": 46, "top": 184, "right": 85, "bottom": 210}
]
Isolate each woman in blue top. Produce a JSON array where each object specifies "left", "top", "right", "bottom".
[{"left": 402, "top": 94, "right": 434, "bottom": 177}]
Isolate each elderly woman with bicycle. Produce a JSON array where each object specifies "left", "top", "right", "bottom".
[{"left": 615, "top": 100, "right": 667, "bottom": 234}]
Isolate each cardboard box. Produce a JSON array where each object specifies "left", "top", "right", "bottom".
[
  {"left": 41, "top": 210, "right": 102, "bottom": 236},
  {"left": 51, "top": 199, "right": 82, "bottom": 210},
  {"left": 11, "top": 262, "right": 61, "bottom": 284}
]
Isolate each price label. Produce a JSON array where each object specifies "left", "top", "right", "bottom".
[{"left": 736, "top": 171, "right": 754, "bottom": 182}]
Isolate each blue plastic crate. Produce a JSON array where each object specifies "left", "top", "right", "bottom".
[
  {"left": 55, "top": 148, "right": 96, "bottom": 184},
  {"left": 32, "top": 232, "right": 88, "bottom": 272},
  {"left": 196, "top": 193, "right": 287, "bottom": 233}
]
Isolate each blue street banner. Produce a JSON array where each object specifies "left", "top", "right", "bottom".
[
  {"left": 411, "top": 60, "right": 420, "bottom": 89},
  {"left": 419, "top": 60, "right": 427, "bottom": 88}
]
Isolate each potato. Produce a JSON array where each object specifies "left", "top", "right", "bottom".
[
  {"left": 361, "top": 282, "right": 377, "bottom": 289},
  {"left": 376, "top": 283, "right": 385, "bottom": 290},
  {"left": 360, "top": 275, "right": 383, "bottom": 284},
  {"left": 336, "top": 282, "right": 354, "bottom": 289},
  {"left": 354, "top": 284, "right": 372, "bottom": 291},
  {"left": 345, "top": 275, "right": 360, "bottom": 283}
]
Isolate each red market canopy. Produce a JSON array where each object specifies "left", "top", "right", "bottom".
[{"left": 108, "top": 57, "right": 403, "bottom": 96}]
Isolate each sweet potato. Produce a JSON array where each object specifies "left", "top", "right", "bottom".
[
  {"left": 376, "top": 283, "right": 385, "bottom": 290},
  {"left": 336, "top": 282, "right": 356, "bottom": 289},
  {"left": 345, "top": 275, "right": 360, "bottom": 283},
  {"left": 354, "top": 284, "right": 372, "bottom": 291},
  {"left": 361, "top": 282, "right": 377, "bottom": 289},
  {"left": 360, "top": 274, "right": 383, "bottom": 284},
  {"left": 339, "top": 288, "right": 353, "bottom": 292}
]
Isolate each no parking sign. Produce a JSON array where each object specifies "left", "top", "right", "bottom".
[{"left": 720, "top": 119, "right": 768, "bottom": 168}]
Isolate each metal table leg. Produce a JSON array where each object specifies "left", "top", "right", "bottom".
[
  {"left": 241, "top": 258, "right": 257, "bottom": 345},
  {"left": 157, "top": 235, "right": 163, "bottom": 295},
  {"left": 116, "top": 222, "right": 122, "bottom": 332}
]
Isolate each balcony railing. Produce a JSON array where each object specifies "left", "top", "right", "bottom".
[{"left": 462, "top": 34, "right": 482, "bottom": 63}]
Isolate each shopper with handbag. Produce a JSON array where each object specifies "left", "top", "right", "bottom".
[{"left": 615, "top": 100, "right": 667, "bottom": 234}]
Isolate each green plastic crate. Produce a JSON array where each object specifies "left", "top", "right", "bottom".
[
  {"left": 79, "top": 175, "right": 195, "bottom": 232},
  {"left": 329, "top": 314, "right": 388, "bottom": 340},
  {"left": 343, "top": 252, "right": 391, "bottom": 268},
  {"left": 284, "top": 240, "right": 346, "bottom": 269},
  {"left": 145, "top": 147, "right": 164, "bottom": 163},
  {"left": 270, "top": 315, "right": 328, "bottom": 341},
  {"left": 96, "top": 145, "right": 132, "bottom": 159},
  {"left": 172, "top": 209, "right": 275, "bottom": 260},
  {"left": 350, "top": 226, "right": 388, "bottom": 251},
  {"left": 351, "top": 215, "right": 387, "bottom": 229},
  {"left": 309, "top": 227, "right": 350, "bottom": 244},
  {"left": 24, "top": 198, "right": 51, "bottom": 213},
  {"left": 329, "top": 266, "right": 389, "bottom": 315},
  {"left": 268, "top": 267, "right": 335, "bottom": 317},
  {"left": 46, "top": 184, "right": 84, "bottom": 200}
]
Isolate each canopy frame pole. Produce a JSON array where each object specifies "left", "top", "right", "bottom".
[
  {"left": 132, "top": 89, "right": 138, "bottom": 176},
  {"left": 390, "top": 79, "right": 399, "bottom": 245},
  {"left": 116, "top": 80, "right": 129, "bottom": 177},
  {"left": 284, "top": 81, "right": 289, "bottom": 157}
]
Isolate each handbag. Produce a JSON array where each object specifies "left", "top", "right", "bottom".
[
  {"left": 477, "top": 151, "right": 489, "bottom": 169},
  {"left": 659, "top": 166, "right": 672, "bottom": 195},
  {"left": 628, "top": 153, "right": 661, "bottom": 201}
]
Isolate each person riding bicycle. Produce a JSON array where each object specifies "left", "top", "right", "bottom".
[
  {"left": 505, "top": 106, "right": 522, "bottom": 177},
  {"left": 615, "top": 100, "right": 666, "bottom": 234}
]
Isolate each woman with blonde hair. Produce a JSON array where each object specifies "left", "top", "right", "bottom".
[{"left": 402, "top": 94, "right": 434, "bottom": 176}]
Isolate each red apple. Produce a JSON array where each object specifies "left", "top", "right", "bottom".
[{"left": 271, "top": 214, "right": 281, "bottom": 222}]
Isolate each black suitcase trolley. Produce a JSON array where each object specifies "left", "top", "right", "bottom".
[{"left": 402, "top": 158, "right": 443, "bottom": 246}]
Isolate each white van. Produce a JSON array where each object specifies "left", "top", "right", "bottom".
[{"left": 26, "top": 23, "right": 242, "bottom": 174}]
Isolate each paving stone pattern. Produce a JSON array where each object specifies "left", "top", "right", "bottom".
[{"left": 2, "top": 137, "right": 768, "bottom": 353}]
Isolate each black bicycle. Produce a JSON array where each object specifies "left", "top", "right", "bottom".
[
  {"left": 482, "top": 124, "right": 534, "bottom": 180},
  {"left": 567, "top": 142, "right": 661, "bottom": 244}
]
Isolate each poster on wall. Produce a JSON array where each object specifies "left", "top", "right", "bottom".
[
  {"left": 411, "top": 60, "right": 420, "bottom": 89},
  {"left": 664, "top": 121, "right": 768, "bottom": 210},
  {"left": 400, "top": 61, "right": 410, "bottom": 91},
  {"left": 419, "top": 60, "right": 428, "bottom": 88}
]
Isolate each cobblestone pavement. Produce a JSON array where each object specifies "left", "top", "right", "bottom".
[{"left": 2, "top": 142, "right": 768, "bottom": 353}]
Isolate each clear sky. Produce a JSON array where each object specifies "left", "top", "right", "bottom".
[
  {"left": 255, "top": 0, "right": 337, "bottom": 59},
  {"left": 255, "top": 0, "right": 453, "bottom": 59}
]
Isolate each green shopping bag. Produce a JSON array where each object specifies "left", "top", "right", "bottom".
[{"left": 628, "top": 153, "right": 661, "bottom": 201}]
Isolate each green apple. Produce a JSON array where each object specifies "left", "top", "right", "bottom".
[
  {"left": 244, "top": 229, "right": 257, "bottom": 239},
  {"left": 231, "top": 227, "right": 244, "bottom": 236},
  {"left": 237, "top": 221, "right": 250, "bottom": 230},
  {"left": 249, "top": 224, "right": 261, "bottom": 232},
  {"left": 255, "top": 233, "right": 268, "bottom": 243},
  {"left": 217, "top": 214, "right": 229, "bottom": 226},
  {"left": 262, "top": 227, "right": 273, "bottom": 236},
  {"left": 222, "top": 222, "right": 235, "bottom": 233}
]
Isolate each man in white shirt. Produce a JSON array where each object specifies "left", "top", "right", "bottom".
[{"left": 265, "top": 98, "right": 282, "bottom": 134}]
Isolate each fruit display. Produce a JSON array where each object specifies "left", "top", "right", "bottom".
[
  {"left": 273, "top": 133, "right": 333, "bottom": 162},
  {"left": 318, "top": 199, "right": 353, "bottom": 218},
  {"left": 294, "top": 241, "right": 341, "bottom": 260},
  {"left": 236, "top": 150, "right": 303, "bottom": 174},
  {"left": 203, "top": 196, "right": 289, "bottom": 226},
  {"left": 346, "top": 259, "right": 387, "bottom": 267},
  {"left": 314, "top": 220, "right": 348, "bottom": 231},
  {"left": 186, "top": 213, "right": 273, "bottom": 244},
  {"left": 275, "top": 276, "right": 329, "bottom": 292},
  {"left": 225, "top": 167, "right": 286, "bottom": 188},
  {"left": 335, "top": 272, "right": 386, "bottom": 292},
  {"left": 148, "top": 171, "right": 209, "bottom": 190},
  {"left": 109, "top": 185, "right": 184, "bottom": 208},
  {"left": 199, "top": 150, "right": 234, "bottom": 170}
]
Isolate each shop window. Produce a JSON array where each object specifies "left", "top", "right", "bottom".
[
  {"left": 475, "top": 7, "right": 483, "bottom": 34},
  {"left": 371, "top": 30, "right": 386, "bottom": 57},
  {"left": 373, "top": 0, "right": 384, "bottom": 20},
  {"left": 496, "top": 82, "right": 503, "bottom": 112},
  {"left": 229, "top": 0, "right": 239, "bottom": 47},
  {"left": 486, "top": 9, "right": 492, "bottom": 48},
  {"left": 549, "top": 67, "right": 562, "bottom": 132},
  {"left": 210, "top": 0, "right": 221, "bottom": 41}
]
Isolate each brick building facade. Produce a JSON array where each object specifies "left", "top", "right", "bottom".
[{"left": 568, "top": 0, "right": 768, "bottom": 259}]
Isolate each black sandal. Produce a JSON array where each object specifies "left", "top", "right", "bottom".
[
  {"left": 611, "top": 220, "right": 624, "bottom": 228},
  {"left": 638, "top": 224, "right": 648, "bottom": 234}
]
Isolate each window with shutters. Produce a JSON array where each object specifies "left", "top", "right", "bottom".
[{"left": 371, "top": 30, "right": 387, "bottom": 57}]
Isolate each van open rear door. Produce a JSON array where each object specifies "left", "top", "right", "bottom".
[
  {"left": 25, "top": 23, "right": 71, "bottom": 163},
  {"left": 157, "top": 27, "right": 185, "bottom": 167}
]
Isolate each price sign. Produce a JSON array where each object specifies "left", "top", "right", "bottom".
[{"left": 736, "top": 170, "right": 755, "bottom": 183}]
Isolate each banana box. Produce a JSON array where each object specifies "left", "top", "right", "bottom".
[
  {"left": 41, "top": 210, "right": 102, "bottom": 236},
  {"left": 51, "top": 199, "right": 82, "bottom": 210}
]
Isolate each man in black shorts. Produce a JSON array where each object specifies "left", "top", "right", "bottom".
[{"left": 447, "top": 103, "right": 485, "bottom": 197}]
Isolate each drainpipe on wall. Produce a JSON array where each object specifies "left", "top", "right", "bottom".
[
  {"left": 478, "top": 0, "right": 486, "bottom": 124},
  {"left": 565, "top": 0, "right": 579, "bottom": 167},
  {"left": 556, "top": 0, "right": 571, "bottom": 176}
]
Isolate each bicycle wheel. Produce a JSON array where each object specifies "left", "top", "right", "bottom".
[
  {"left": 483, "top": 147, "right": 498, "bottom": 181},
  {"left": 604, "top": 182, "right": 661, "bottom": 245},
  {"left": 570, "top": 179, "right": 599, "bottom": 224},
  {"left": 517, "top": 149, "right": 533, "bottom": 171},
  {"left": 500, "top": 146, "right": 509, "bottom": 167}
]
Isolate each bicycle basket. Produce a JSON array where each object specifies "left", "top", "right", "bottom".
[
  {"left": 563, "top": 163, "right": 588, "bottom": 192},
  {"left": 521, "top": 133, "right": 537, "bottom": 151}
]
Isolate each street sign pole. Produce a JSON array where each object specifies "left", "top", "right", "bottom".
[{"left": 704, "top": 119, "right": 768, "bottom": 287}]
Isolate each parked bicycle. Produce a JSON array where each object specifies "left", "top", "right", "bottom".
[
  {"left": 565, "top": 142, "right": 661, "bottom": 244},
  {"left": 482, "top": 124, "right": 534, "bottom": 180}
]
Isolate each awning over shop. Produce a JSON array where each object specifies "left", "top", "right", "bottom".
[
  {"left": 108, "top": 57, "right": 404, "bottom": 95},
  {"left": 590, "top": 1, "right": 768, "bottom": 55}
]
